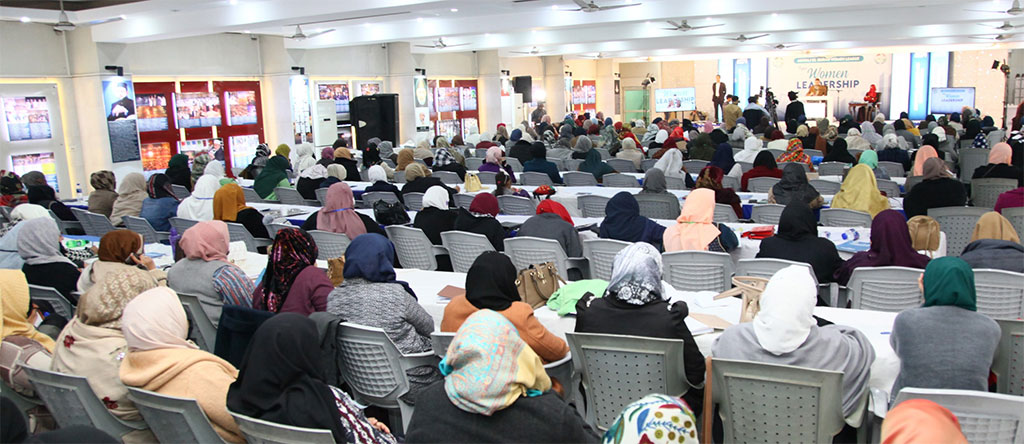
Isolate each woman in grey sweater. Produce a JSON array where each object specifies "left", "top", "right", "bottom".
[{"left": 889, "top": 257, "right": 1000, "bottom": 401}]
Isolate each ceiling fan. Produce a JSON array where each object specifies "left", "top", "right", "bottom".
[
  {"left": 414, "top": 37, "right": 470, "bottom": 49},
  {"left": 726, "top": 33, "right": 769, "bottom": 42},
  {"left": 662, "top": 19, "right": 724, "bottom": 32},
  {"left": 966, "top": 0, "right": 1023, "bottom": 15},
  {"left": 570, "top": 0, "right": 642, "bottom": 12},
  {"left": 287, "top": 25, "right": 335, "bottom": 40},
  {"left": 969, "top": 33, "right": 1017, "bottom": 40},
  {"left": 766, "top": 43, "right": 799, "bottom": 49},
  {"left": 22, "top": 0, "right": 125, "bottom": 32},
  {"left": 581, "top": 52, "right": 606, "bottom": 59},
  {"left": 510, "top": 46, "right": 548, "bottom": 55},
  {"left": 979, "top": 20, "right": 1021, "bottom": 30}
]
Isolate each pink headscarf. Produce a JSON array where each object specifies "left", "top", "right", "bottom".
[
  {"left": 663, "top": 188, "right": 722, "bottom": 252},
  {"left": 485, "top": 146, "right": 504, "bottom": 165},
  {"left": 317, "top": 182, "right": 366, "bottom": 238},
  {"left": 912, "top": 145, "right": 939, "bottom": 177},
  {"left": 703, "top": 121, "right": 713, "bottom": 133},
  {"left": 179, "top": 220, "right": 230, "bottom": 262},
  {"left": 122, "top": 287, "right": 199, "bottom": 351},
  {"left": 321, "top": 147, "right": 335, "bottom": 161},
  {"left": 990, "top": 142, "right": 1013, "bottom": 165}
]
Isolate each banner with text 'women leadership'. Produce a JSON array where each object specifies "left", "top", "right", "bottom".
[{"left": 768, "top": 53, "right": 892, "bottom": 120}]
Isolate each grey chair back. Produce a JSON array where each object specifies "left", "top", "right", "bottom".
[
  {"left": 242, "top": 187, "right": 267, "bottom": 203},
  {"left": 713, "top": 203, "right": 738, "bottom": 222},
  {"left": 440, "top": 231, "right": 495, "bottom": 273},
  {"left": 662, "top": 251, "right": 734, "bottom": 292},
  {"left": 641, "top": 159, "right": 658, "bottom": 171},
  {"left": 1004, "top": 207, "right": 1024, "bottom": 240},
  {"left": 168, "top": 217, "right": 199, "bottom": 236},
  {"left": 595, "top": 148, "right": 611, "bottom": 160},
  {"left": 577, "top": 194, "right": 610, "bottom": 218},
  {"left": 265, "top": 223, "right": 294, "bottom": 239},
  {"left": 429, "top": 332, "right": 455, "bottom": 358},
  {"left": 602, "top": 173, "right": 639, "bottom": 188},
  {"left": 404, "top": 192, "right": 425, "bottom": 211},
  {"left": 126, "top": 387, "right": 227, "bottom": 444},
  {"left": 816, "top": 162, "right": 847, "bottom": 176},
  {"left": 362, "top": 191, "right": 401, "bottom": 208},
  {"left": 767, "top": 148, "right": 785, "bottom": 158},
  {"left": 974, "top": 269, "right": 1024, "bottom": 320},
  {"left": 28, "top": 285, "right": 75, "bottom": 319},
  {"left": 748, "top": 177, "right": 780, "bottom": 193},
  {"left": 721, "top": 175, "right": 741, "bottom": 191},
  {"left": 877, "top": 161, "right": 905, "bottom": 178},
  {"left": 582, "top": 238, "right": 631, "bottom": 281},
  {"left": 393, "top": 171, "right": 406, "bottom": 184},
  {"left": 0, "top": 205, "right": 11, "bottom": 224},
  {"left": 904, "top": 175, "right": 924, "bottom": 193},
  {"left": 465, "top": 158, "right": 484, "bottom": 170},
  {"left": 564, "top": 171, "right": 598, "bottom": 186},
  {"left": 876, "top": 178, "right": 901, "bottom": 197},
  {"left": 122, "top": 216, "right": 168, "bottom": 244},
  {"left": 565, "top": 159, "right": 583, "bottom": 172},
  {"left": 665, "top": 175, "right": 687, "bottom": 190},
  {"left": 736, "top": 161, "right": 754, "bottom": 173},
  {"left": 972, "top": 178, "right": 1018, "bottom": 208},
  {"left": 21, "top": 367, "right": 145, "bottom": 438},
  {"left": 987, "top": 129, "right": 1007, "bottom": 147},
  {"left": 521, "top": 171, "right": 554, "bottom": 186},
  {"left": 958, "top": 148, "right": 990, "bottom": 183},
  {"left": 808, "top": 179, "right": 841, "bottom": 195},
  {"left": 683, "top": 160, "right": 708, "bottom": 172},
  {"left": 750, "top": 204, "right": 785, "bottom": 224},
  {"left": 475, "top": 171, "right": 497, "bottom": 185},
  {"left": 634, "top": 193, "right": 680, "bottom": 219},
  {"left": 274, "top": 187, "right": 310, "bottom": 206},
  {"left": 453, "top": 193, "right": 475, "bottom": 210},
  {"left": 474, "top": 148, "right": 489, "bottom": 158},
  {"left": 229, "top": 411, "right": 334, "bottom": 444},
  {"left": 308, "top": 230, "right": 351, "bottom": 259},
  {"left": 735, "top": 258, "right": 816, "bottom": 284},
  {"left": 549, "top": 158, "right": 566, "bottom": 171},
  {"left": 506, "top": 157, "right": 524, "bottom": 172},
  {"left": 929, "top": 206, "right": 990, "bottom": 256},
  {"left": 497, "top": 195, "right": 536, "bottom": 215},
  {"left": 171, "top": 184, "right": 191, "bottom": 200},
  {"left": 606, "top": 158, "right": 637, "bottom": 173},
  {"left": 433, "top": 171, "right": 461, "bottom": 185},
  {"left": 819, "top": 208, "right": 872, "bottom": 227},
  {"left": 993, "top": 319, "right": 1024, "bottom": 396},
  {"left": 315, "top": 187, "right": 329, "bottom": 205},
  {"left": 778, "top": 161, "right": 810, "bottom": 172},
  {"left": 384, "top": 225, "right": 438, "bottom": 270},
  {"left": 847, "top": 266, "right": 923, "bottom": 312},
  {"left": 804, "top": 149, "right": 824, "bottom": 158},
  {"left": 226, "top": 221, "right": 271, "bottom": 252},
  {"left": 178, "top": 292, "right": 218, "bottom": 351},
  {"left": 70, "top": 208, "right": 115, "bottom": 238},
  {"left": 504, "top": 236, "right": 570, "bottom": 276},
  {"left": 891, "top": 388, "right": 1024, "bottom": 444}
]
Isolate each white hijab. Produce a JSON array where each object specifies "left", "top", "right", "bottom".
[
  {"left": 655, "top": 129, "right": 669, "bottom": 144},
  {"left": 203, "top": 160, "right": 225, "bottom": 179},
  {"left": 931, "top": 126, "right": 947, "bottom": 143},
  {"left": 175, "top": 175, "right": 220, "bottom": 221},
  {"left": 422, "top": 185, "right": 450, "bottom": 211},
  {"left": 734, "top": 136, "right": 763, "bottom": 163},
  {"left": 752, "top": 265, "right": 817, "bottom": 355},
  {"left": 653, "top": 149, "right": 685, "bottom": 179},
  {"left": 293, "top": 143, "right": 316, "bottom": 172},
  {"left": 844, "top": 128, "right": 872, "bottom": 152},
  {"left": 367, "top": 165, "right": 387, "bottom": 183}
]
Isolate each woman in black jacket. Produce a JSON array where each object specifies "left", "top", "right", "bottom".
[
  {"left": 452, "top": 193, "right": 506, "bottom": 251},
  {"left": 332, "top": 147, "right": 362, "bottom": 183},
  {"left": 412, "top": 186, "right": 457, "bottom": 246},
  {"left": 904, "top": 158, "right": 968, "bottom": 219},
  {"left": 973, "top": 142, "right": 1024, "bottom": 187},
  {"left": 401, "top": 164, "right": 458, "bottom": 202},
  {"left": 756, "top": 201, "right": 844, "bottom": 290}
]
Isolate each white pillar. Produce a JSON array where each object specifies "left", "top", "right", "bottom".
[
  {"left": 477, "top": 50, "right": 502, "bottom": 131},
  {"left": 386, "top": 42, "right": 417, "bottom": 144},
  {"left": 543, "top": 55, "right": 566, "bottom": 117}
]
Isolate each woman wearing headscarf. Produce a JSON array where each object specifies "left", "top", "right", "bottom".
[
  {"left": 176, "top": 174, "right": 221, "bottom": 221},
  {"left": 889, "top": 257, "right": 1000, "bottom": 402},
  {"left": 734, "top": 136, "right": 763, "bottom": 164},
  {"left": 615, "top": 137, "right": 643, "bottom": 170},
  {"left": 714, "top": 265, "right": 874, "bottom": 417},
  {"left": 973, "top": 142, "right": 1024, "bottom": 186},
  {"left": 363, "top": 165, "right": 403, "bottom": 203},
  {"left": 413, "top": 186, "right": 457, "bottom": 247},
  {"left": 0, "top": 204, "right": 51, "bottom": 269},
  {"left": 831, "top": 164, "right": 891, "bottom": 217},
  {"left": 77, "top": 230, "right": 165, "bottom": 293},
  {"left": 317, "top": 146, "right": 335, "bottom": 168},
  {"left": 165, "top": 154, "right": 193, "bottom": 192},
  {"left": 903, "top": 158, "right": 967, "bottom": 219},
  {"left": 453, "top": 193, "right": 507, "bottom": 251},
  {"left": 638, "top": 168, "right": 681, "bottom": 218},
  {"left": 571, "top": 134, "right": 594, "bottom": 160},
  {"left": 274, "top": 144, "right": 292, "bottom": 166},
  {"left": 689, "top": 136, "right": 718, "bottom": 162},
  {"left": 602, "top": 121, "right": 623, "bottom": 152},
  {"left": 239, "top": 144, "right": 271, "bottom": 179},
  {"left": 578, "top": 148, "right": 616, "bottom": 183},
  {"left": 292, "top": 143, "right": 316, "bottom": 173},
  {"left": 303, "top": 183, "right": 379, "bottom": 238},
  {"left": 253, "top": 156, "right": 291, "bottom": 200},
  {"left": 226, "top": 314, "right": 396, "bottom": 443},
  {"left": 843, "top": 128, "right": 871, "bottom": 152},
  {"left": 2, "top": 269, "right": 56, "bottom": 351},
  {"left": 406, "top": 310, "right": 595, "bottom": 443},
  {"left": 794, "top": 125, "right": 815, "bottom": 152},
  {"left": 402, "top": 163, "right": 459, "bottom": 201},
  {"left": 834, "top": 209, "right": 930, "bottom": 285},
  {"left": 517, "top": 200, "right": 582, "bottom": 257},
  {"left": 480, "top": 146, "right": 518, "bottom": 183},
  {"left": 960, "top": 211, "right": 1023, "bottom": 272},
  {"left": 86, "top": 171, "right": 118, "bottom": 219},
  {"left": 880, "top": 399, "right": 969, "bottom": 444},
  {"left": 575, "top": 242, "right": 707, "bottom": 410},
  {"left": 876, "top": 134, "right": 911, "bottom": 173},
  {"left": 858, "top": 148, "right": 892, "bottom": 180},
  {"left": 860, "top": 121, "right": 884, "bottom": 149},
  {"left": 167, "top": 221, "right": 254, "bottom": 323},
  {"left": 19, "top": 217, "right": 80, "bottom": 300},
  {"left": 213, "top": 183, "right": 269, "bottom": 239},
  {"left": 710, "top": 142, "right": 742, "bottom": 178},
  {"left": 118, "top": 287, "right": 244, "bottom": 443},
  {"left": 769, "top": 163, "right": 825, "bottom": 209},
  {"left": 27, "top": 184, "right": 75, "bottom": 222},
  {"left": 413, "top": 140, "right": 435, "bottom": 167},
  {"left": 319, "top": 163, "right": 347, "bottom": 189},
  {"left": 765, "top": 129, "right": 787, "bottom": 151},
  {"left": 961, "top": 119, "right": 982, "bottom": 143},
  {"left": 603, "top": 394, "right": 698, "bottom": 444},
  {"left": 758, "top": 202, "right": 843, "bottom": 288},
  {"left": 0, "top": 171, "right": 28, "bottom": 208},
  {"left": 821, "top": 137, "right": 856, "bottom": 165},
  {"left": 333, "top": 147, "right": 362, "bottom": 183},
  {"left": 894, "top": 119, "right": 921, "bottom": 148},
  {"left": 522, "top": 142, "right": 564, "bottom": 184},
  {"left": 600, "top": 192, "right": 668, "bottom": 249},
  {"left": 251, "top": 229, "right": 331, "bottom": 316},
  {"left": 432, "top": 146, "right": 468, "bottom": 180},
  {"left": 741, "top": 151, "right": 784, "bottom": 192},
  {"left": 652, "top": 148, "right": 686, "bottom": 182},
  {"left": 190, "top": 153, "right": 212, "bottom": 186},
  {"left": 396, "top": 148, "right": 415, "bottom": 172},
  {"left": 695, "top": 166, "right": 742, "bottom": 218},
  {"left": 776, "top": 138, "right": 815, "bottom": 171},
  {"left": 494, "top": 125, "right": 510, "bottom": 145},
  {"left": 663, "top": 188, "right": 738, "bottom": 253},
  {"left": 295, "top": 164, "right": 328, "bottom": 200}
]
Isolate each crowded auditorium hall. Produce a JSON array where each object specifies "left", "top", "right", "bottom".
[{"left": 3, "top": 0, "right": 1024, "bottom": 442}]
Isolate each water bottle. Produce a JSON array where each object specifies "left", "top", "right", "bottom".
[{"left": 75, "top": 182, "right": 82, "bottom": 198}]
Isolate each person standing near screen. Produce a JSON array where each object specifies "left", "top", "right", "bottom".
[
  {"left": 107, "top": 82, "right": 136, "bottom": 121},
  {"left": 712, "top": 75, "right": 727, "bottom": 123}
]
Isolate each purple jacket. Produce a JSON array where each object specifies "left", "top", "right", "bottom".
[{"left": 478, "top": 162, "right": 517, "bottom": 183}]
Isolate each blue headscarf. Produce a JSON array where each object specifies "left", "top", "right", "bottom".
[
  {"left": 604, "top": 117, "right": 613, "bottom": 127},
  {"left": 342, "top": 233, "right": 417, "bottom": 299},
  {"left": 709, "top": 143, "right": 736, "bottom": 173},
  {"left": 510, "top": 129, "right": 522, "bottom": 142},
  {"left": 599, "top": 192, "right": 666, "bottom": 244}
]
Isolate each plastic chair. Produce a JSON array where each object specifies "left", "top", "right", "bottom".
[
  {"left": 362, "top": 191, "right": 401, "bottom": 208},
  {"left": 275, "top": 187, "right": 317, "bottom": 206},
  {"left": 891, "top": 388, "right": 1024, "bottom": 444},
  {"left": 229, "top": 411, "right": 334, "bottom": 444},
  {"left": 465, "top": 158, "right": 484, "bottom": 171},
  {"left": 903, "top": 175, "right": 924, "bottom": 193},
  {"left": 958, "top": 148, "right": 991, "bottom": 183},
  {"left": 440, "top": 231, "right": 495, "bottom": 273},
  {"left": 384, "top": 225, "right": 445, "bottom": 270},
  {"left": 264, "top": 223, "right": 294, "bottom": 239},
  {"left": 70, "top": 208, "right": 115, "bottom": 238},
  {"left": 28, "top": 285, "right": 75, "bottom": 319},
  {"left": 767, "top": 148, "right": 786, "bottom": 158},
  {"left": 683, "top": 160, "right": 708, "bottom": 172},
  {"left": 736, "top": 258, "right": 840, "bottom": 307},
  {"left": 178, "top": 292, "right": 218, "bottom": 351},
  {"left": 634, "top": 194, "right": 680, "bottom": 220},
  {"left": 971, "top": 178, "right": 1018, "bottom": 208},
  {"left": 48, "top": 209, "right": 82, "bottom": 235},
  {"left": 820, "top": 208, "right": 872, "bottom": 228},
  {"left": 314, "top": 187, "right": 329, "bottom": 206},
  {"left": 876, "top": 179, "right": 901, "bottom": 198},
  {"left": 308, "top": 230, "right": 351, "bottom": 260},
  {"left": 987, "top": 129, "right": 1007, "bottom": 147},
  {"left": 549, "top": 158, "right": 566, "bottom": 171},
  {"left": 1005, "top": 207, "right": 1024, "bottom": 241},
  {"left": 565, "top": 332, "right": 691, "bottom": 431},
  {"left": 171, "top": 184, "right": 191, "bottom": 200},
  {"left": 713, "top": 203, "right": 739, "bottom": 223},
  {"left": 817, "top": 162, "right": 847, "bottom": 176},
  {"left": 748, "top": 177, "right": 780, "bottom": 193},
  {"left": 393, "top": 171, "right": 406, "bottom": 184},
  {"left": 169, "top": 217, "right": 200, "bottom": 236},
  {"left": 808, "top": 179, "right": 841, "bottom": 195},
  {"left": 751, "top": 204, "right": 785, "bottom": 224},
  {"left": 475, "top": 171, "right": 497, "bottom": 185},
  {"left": 665, "top": 175, "right": 687, "bottom": 190},
  {"left": 877, "top": 161, "right": 905, "bottom": 178},
  {"left": 123, "top": 216, "right": 169, "bottom": 244},
  {"left": 564, "top": 171, "right": 599, "bottom": 186},
  {"left": 736, "top": 161, "right": 754, "bottom": 173},
  {"left": 662, "top": 251, "right": 734, "bottom": 292},
  {"left": 126, "top": 387, "right": 227, "bottom": 444},
  {"left": 804, "top": 148, "right": 824, "bottom": 158},
  {"left": 474, "top": 148, "right": 489, "bottom": 158},
  {"left": 430, "top": 332, "right": 454, "bottom": 358},
  {"left": 21, "top": 366, "right": 147, "bottom": 438},
  {"left": 606, "top": 158, "right": 637, "bottom": 173},
  {"left": 242, "top": 187, "right": 267, "bottom": 203},
  {"left": 847, "top": 266, "right": 923, "bottom": 312},
  {"left": 404, "top": 192, "right": 425, "bottom": 211},
  {"left": 565, "top": 159, "right": 583, "bottom": 172},
  {"left": 973, "top": 269, "right": 1024, "bottom": 320},
  {"left": 0, "top": 205, "right": 10, "bottom": 224},
  {"left": 595, "top": 148, "right": 611, "bottom": 160},
  {"left": 226, "top": 222, "right": 272, "bottom": 252},
  {"left": 451, "top": 193, "right": 473, "bottom": 210},
  {"left": 711, "top": 358, "right": 847, "bottom": 443},
  {"left": 992, "top": 319, "right": 1024, "bottom": 396},
  {"left": 433, "top": 171, "right": 461, "bottom": 185},
  {"left": 721, "top": 175, "right": 741, "bottom": 191},
  {"left": 641, "top": 159, "right": 658, "bottom": 172},
  {"left": 929, "top": 206, "right": 990, "bottom": 256},
  {"left": 504, "top": 236, "right": 580, "bottom": 277},
  {"left": 506, "top": 158, "right": 524, "bottom": 172},
  {"left": 497, "top": 195, "right": 536, "bottom": 215},
  {"left": 582, "top": 238, "right": 631, "bottom": 281},
  {"left": 577, "top": 194, "right": 610, "bottom": 218},
  {"left": 521, "top": 171, "right": 554, "bottom": 186},
  {"left": 336, "top": 322, "right": 439, "bottom": 433}
]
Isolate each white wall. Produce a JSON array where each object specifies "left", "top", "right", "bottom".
[{"left": 0, "top": 22, "right": 69, "bottom": 77}]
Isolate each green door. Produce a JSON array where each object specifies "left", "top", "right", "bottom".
[{"left": 623, "top": 88, "right": 648, "bottom": 124}]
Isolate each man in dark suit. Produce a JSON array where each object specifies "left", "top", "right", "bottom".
[
  {"left": 106, "top": 82, "right": 135, "bottom": 121},
  {"left": 712, "top": 75, "right": 727, "bottom": 123}
]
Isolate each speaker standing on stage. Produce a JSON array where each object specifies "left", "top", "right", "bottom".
[{"left": 712, "top": 75, "right": 727, "bottom": 123}]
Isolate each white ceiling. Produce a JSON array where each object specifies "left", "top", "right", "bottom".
[{"left": 3, "top": 0, "right": 1024, "bottom": 58}]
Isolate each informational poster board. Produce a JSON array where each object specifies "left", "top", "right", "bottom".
[
  {"left": 177, "top": 138, "right": 220, "bottom": 163},
  {"left": 102, "top": 78, "right": 141, "bottom": 163},
  {"left": 174, "top": 92, "right": 222, "bottom": 128},
  {"left": 290, "top": 77, "right": 312, "bottom": 144},
  {"left": 9, "top": 152, "right": 58, "bottom": 190},
  {"left": 226, "top": 91, "right": 258, "bottom": 126},
  {"left": 316, "top": 82, "right": 351, "bottom": 119},
  {"left": 229, "top": 134, "right": 260, "bottom": 169},
  {"left": 135, "top": 94, "right": 169, "bottom": 132},
  {"left": 414, "top": 76, "right": 430, "bottom": 133},
  {"left": 353, "top": 81, "right": 382, "bottom": 97},
  {"left": 2, "top": 97, "right": 51, "bottom": 141},
  {"left": 654, "top": 88, "right": 697, "bottom": 112},
  {"left": 140, "top": 142, "right": 171, "bottom": 171}
]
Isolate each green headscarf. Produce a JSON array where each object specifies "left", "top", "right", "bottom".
[
  {"left": 168, "top": 154, "right": 189, "bottom": 169},
  {"left": 857, "top": 149, "right": 879, "bottom": 169},
  {"left": 275, "top": 144, "right": 291, "bottom": 158},
  {"left": 578, "top": 148, "right": 615, "bottom": 181},
  {"left": 253, "top": 156, "right": 290, "bottom": 198},
  {"left": 922, "top": 257, "right": 976, "bottom": 311}
]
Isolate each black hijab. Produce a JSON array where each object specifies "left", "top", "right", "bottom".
[
  {"left": 227, "top": 313, "right": 350, "bottom": 443},
  {"left": 776, "top": 201, "right": 818, "bottom": 242},
  {"left": 822, "top": 138, "right": 856, "bottom": 164},
  {"left": 753, "top": 150, "right": 778, "bottom": 169},
  {"left": 465, "top": 251, "right": 520, "bottom": 311},
  {"left": 709, "top": 129, "right": 729, "bottom": 145},
  {"left": 145, "top": 174, "right": 177, "bottom": 200},
  {"left": 530, "top": 141, "right": 547, "bottom": 160},
  {"left": 771, "top": 163, "right": 821, "bottom": 205},
  {"left": 27, "top": 185, "right": 57, "bottom": 204}
]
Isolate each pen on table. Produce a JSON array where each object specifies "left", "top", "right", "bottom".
[{"left": 880, "top": 331, "right": 891, "bottom": 335}]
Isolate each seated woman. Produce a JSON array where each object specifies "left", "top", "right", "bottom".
[
  {"left": 742, "top": 151, "right": 784, "bottom": 191},
  {"left": 18, "top": 217, "right": 81, "bottom": 300},
  {"left": 735, "top": 136, "right": 764, "bottom": 164},
  {"left": 167, "top": 221, "right": 254, "bottom": 324},
  {"left": 86, "top": 171, "right": 118, "bottom": 219},
  {"left": 831, "top": 164, "right": 891, "bottom": 217},
  {"left": 575, "top": 242, "right": 707, "bottom": 411},
  {"left": 295, "top": 164, "right": 327, "bottom": 200},
  {"left": 329, "top": 233, "right": 438, "bottom": 402},
  {"left": 876, "top": 135, "right": 909, "bottom": 174},
  {"left": 714, "top": 265, "right": 875, "bottom": 417},
  {"left": 880, "top": 399, "right": 969, "bottom": 444},
  {"left": 960, "top": 211, "right": 1024, "bottom": 272},
  {"left": 333, "top": 148, "right": 362, "bottom": 182},
  {"left": 226, "top": 313, "right": 397, "bottom": 444},
  {"left": 903, "top": 158, "right": 967, "bottom": 219},
  {"left": 973, "top": 142, "right": 1024, "bottom": 186},
  {"left": 77, "top": 230, "right": 166, "bottom": 293},
  {"left": 769, "top": 163, "right": 824, "bottom": 209},
  {"left": 27, "top": 184, "right": 74, "bottom": 222},
  {"left": 119, "top": 287, "right": 244, "bottom": 443},
  {"left": 578, "top": 148, "right": 616, "bottom": 183},
  {"left": 413, "top": 186, "right": 457, "bottom": 246},
  {"left": 843, "top": 128, "right": 872, "bottom": 152},
  {"left": 823, "top": 137, "right": 856, "bottom": 164},
  {"left": 213, "top": 183, "right": 269, "bottom": 239},
  {"left": 615, "top": 137, "right": 644, "bottom": 170},
  {"left": 516, "top": 200, "right": 582, "bottom": 257},
  {"left": 492, "top": 171, "right": 530, "bottom": 198},
  {"left": 317, "top": 146, "right": 334, "bottom": 168},
  {"left": 253, "top": 156, "right": 291, "bottom": 201},
  {"left": 252, "top": 228, "right": 331, "bottom": 315},
  {"left": 522, "top": 142, "right": 563, "bottom": 184},
  {"left": 834, "top": 209, "right": 930, "bottom": 285},
  {"left": 165, "top": 154, "right": 193, "bottom": 192},
  {"left": 637, "top": 168, "right": 681, "bottom": 218},
  {"left": 109, "top": 173, "right": 146, "bottom": 227},
  {"left": 858, "top": 149, "right": 892, "bottom": 180},
  {"left": 777, "top": 138, "right": 816, "bottom": 173},
  {"left": 140, "top": 174, "right": 180, "bottom": 232},
  {"left": 605, "top": 394, "right": 699, "bottom": 444},
  {"left": 479, "top": 146, "right": 518, "bottom": 183},
  {"left": 453, "top": 193, "right": 506, "bottom": 251},
  {"left": 363, "top": 165, "right": 403, "bottom": 203},
  {"left": 2, "top": 269, "right": 57, "bottom": 351},
  {"left": 710, "top": 143, "right": 743, "bottom": 179},
  {"left": 406, "top": 310, "right": 596, "bottom": 443},
  {"left": 890, "top": 257, "right": 1000, "bottom": 403},
  {"left": 600, "top": 192, "right": 667, "bottom": 250},
  {"left": 318, "top": 163, "right": 347, "bottom": 190},
  {"left": 301, "top": 182, "right": 383, "bottom": 237},
  {"left": 1, "top": 171, "right": 28, "bottom": 208},
  {"left": 441, "top": 252, "right": 568, "bottom": 362},
  {"left": 176, "top": 175, "right": 221, "bottom": 221},
  {"left": 432, "top": 148, "right": 468, "bottom": 181},
  {"left": 757, "top": 202, "right": 843, "bottom": 287},
  {"left": 696, "top": 166, "right": 742, "bottom": 218},
  {"left": 909, "top": 145, "right": 940, "bottom": 178},
  {"left": 663, "top": 188, "right": 738, "bottom": 253},
  {"left": 402, "top": 164, "right": 458, "bottom": 201},
  {"left": 996, "top": 187, "right": 1024, "bottom": 213}
]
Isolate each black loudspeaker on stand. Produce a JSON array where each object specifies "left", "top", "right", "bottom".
[
  {"left": 350, "top": 93, "right": 400, "bottom": 150},
  {"left": 513, "top": 76, "right": 532, "bottom": 103}
]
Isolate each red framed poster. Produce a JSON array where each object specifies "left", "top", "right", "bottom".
[
  {"left": 428, "top": 79, "right": 479, "bottom": 141},
  {"left": 571, "top": 79, "right": 597, "bottom": 115}
]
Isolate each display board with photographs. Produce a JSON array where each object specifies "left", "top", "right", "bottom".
[
  {"left": 135, "top": 94, "right": 169, "bottom": 132},
  {"left": 226, "top": 91, "right": 257, "bottom": 126},
  {"left": 229, "top": 134, "right": 260, "bottom": 170},
  {"left": 3, "top": 96, "right": 52, "bottom": 141},
  {"left": 435, "top": 87, "right": 460, "bottom": 113},
  {"left": 436, "top": 119, "right": 461, "bottom": 141},
  {"left": 103, "top": 79, "right": 141, "bottom": 163},
  {"left": 460, "top": 87, "right": 477, "bottom": 111},
  {"left": 177, "top": 138, "right": 219, "bottom": 163},
  {"left": 141, "top": 142, "right": 172, "bottom": 171},
  {"left": 317, "top": 82, "right": 351, "bottom": 116},
  {"left": 571, "top": 83, "right": 597, "bottom": 105},
  {"left": 353, "top": 81, "right": 382, "bottom": 97},
  {"left": 461, "top": 118, "right": 479, "bottom": 139},
  {"left": 9, "top": 152, "right": 58, "bottom": 191},
  {"left": 174, "top": 92, "right": 222, "bottom": 128}
]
